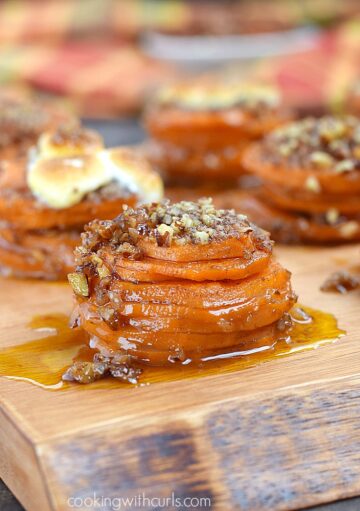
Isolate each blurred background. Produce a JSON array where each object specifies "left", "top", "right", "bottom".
[
  {"left": 0, "top": 0, "right": 360, "bottom": 139},
  {"left": 1, "top": 2, "right": 360, "bottom": 508}
]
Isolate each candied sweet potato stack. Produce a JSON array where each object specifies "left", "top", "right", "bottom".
[
  {"left": 243, "top": 116, "right": 360, "bottom": 243},
  {"left": 144, "top": 80, "right": 292, "bottom": 186},
  {"left": 69, "top": 198, "right": 297, "bottom": 367},
  {"left": 0, "top": 125, "right": 163, "bottom": 280}
]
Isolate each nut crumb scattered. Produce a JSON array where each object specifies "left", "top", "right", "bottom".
[
  {"left": 321, "top": 270, "right": 360, "bottom": 294},
  {"left": 74, "top": 199, "right": 272, "bottom": 278},
  {"left": 62, "top": 353, "right": 142, "bottom": 384},
  {"left": 265, "top": 116, "right": 360, "bottom": 172}
]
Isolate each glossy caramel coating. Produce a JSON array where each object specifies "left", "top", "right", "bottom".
[{"left": 70, "top": 199, "right": 296, "bottom": 366}]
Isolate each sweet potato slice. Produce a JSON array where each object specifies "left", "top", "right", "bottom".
[
  {"left": 145, "top": 107, "right": 291, "bottom": 150},
  {"left": 243, "top": 143, "right": 360, "bottom": 195},
  {"left": 108, "top": 260, "right": 289, "bottom": 308},
  {"left": 78, "top": 303, "right": 290, "bottom": 365},
  {"left": 88, "top": 324, "right": 283, "bottom": 365},
  {"left": 263, "top": 183, "right": 360, "bottom": 215},
  {"left": 103, "top": 286, "right": 294, "bottom": 333},
  {"left": 212, "top": 190, "right": 360, "bottom": 244},
  {"left": 146, "top": 139, "right": 250, "bottom": 181},
  {"left": 103, "top": 248, "right": 271, "bottom": 282},
  {"left": 0, "top": 191, "right": 136, "bottom": 230},
  {"left": 0, "top": 227, "right": 77, "bottom": 278},
  {"left": 136, "top": 231, "right": 269, "bottom": 262}
]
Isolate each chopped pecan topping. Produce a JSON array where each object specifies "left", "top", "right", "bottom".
[
  {"left": 68, "top": 272, "right": 89, "bottom": 297},
  {"left": 74, "top": 198, "right": 272, "bottom": 274},
  {"left": 264, "top": 116, "right": 360, "bottom": 172},
  {"left": 62, "top": 353, "right": 142, "bottom": 384},
  {"left": 154, "top": 82, "right": 281, "bottom": 114},
  {"left": 321, "top": 270, "right": 360, "bottom": 294}
]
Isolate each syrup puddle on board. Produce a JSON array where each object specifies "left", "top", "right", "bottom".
[{"left": 0, "top": 306, "right": 345, "bottom": 390}]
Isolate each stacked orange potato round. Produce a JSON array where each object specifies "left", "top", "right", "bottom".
[
  {"left": 69, "top": 199, "right": 297, "bottom": 367},
  {"left": 0, "top": 125, "right": 163, "bottom": 279},
  {"left": 144, "top": 81, "right": 292, "bottom": 187},
  {"left": 242, "top": 116, "right": 360, "bottom": 243}
]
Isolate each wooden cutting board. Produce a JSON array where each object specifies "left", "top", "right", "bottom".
[{"left": 1, "top": 244, "right": 360, "bottom": 511}]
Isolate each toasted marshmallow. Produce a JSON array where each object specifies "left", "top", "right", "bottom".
[
  {"left": 98, "top": 148, "right": 164, "bottom": 204},
  {"left": 157, "top": 82, "right": 280, "bottom": 111},
  {"left": 28, "top": 145, "right": 163, "bottom": 209},
  {"left": 28, "top": 154, "right": 113, "bottom": 209},
  {"left": 38, "top": 126, "right": 104, "bottom": 159}
]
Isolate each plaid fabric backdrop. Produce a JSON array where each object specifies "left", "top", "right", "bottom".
[
  {"left": 0, "top": 0, "right": 359, "bottom": 117},
  {"left": 0, "top": 0, "right": 189, "bottom": 42},
  {"left": 252, "top": 19, "right": 360, "bottom": 114},
  {"left": 0, "top": 0, "right": 180, "bottom": 117}
]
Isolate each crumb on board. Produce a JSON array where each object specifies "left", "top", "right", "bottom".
[{"left": 321, "top": 270, "right": 360, "bottom": 294}]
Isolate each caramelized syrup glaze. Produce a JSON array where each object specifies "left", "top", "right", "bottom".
[{"left": 0, "top": 306, "right": 345, "bottom": 390}]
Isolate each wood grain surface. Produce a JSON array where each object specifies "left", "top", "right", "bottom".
[{"left": 1, "top": 244, "right": 360, "bottom": 511}]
